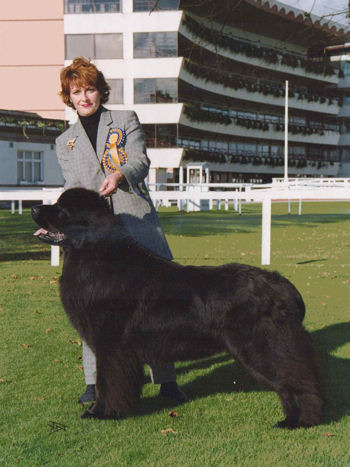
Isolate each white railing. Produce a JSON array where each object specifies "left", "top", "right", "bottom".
[
  {"left": 0, "top": 187, "right": 64, "bottom": 266},
  {"left": 1, "top": 179, "right": 349, "bottom": 266}
]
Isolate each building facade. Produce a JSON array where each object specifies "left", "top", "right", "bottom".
[
  {"left": 327, "top": 44, "right": 350, "bottom": 176},
  {"left": 0, "top": 110, "right": 65, "bottom": 187},
  {"left": 0, "top": 0, "right": 65, "bottom": 120},
  {"left": 63, "top": 0, "right": 350, "bottom": 184}
]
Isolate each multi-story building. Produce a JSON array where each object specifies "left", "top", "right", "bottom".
[
  {"left": 63, "top": 0, "right": 350, "bottom": 183},
  {"left": 326, "top": 43, "right": 350, "bottom": 176}
]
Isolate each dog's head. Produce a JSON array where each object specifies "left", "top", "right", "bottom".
[{"left": 32, "top": 188, "right": 114, "bottom": 248}]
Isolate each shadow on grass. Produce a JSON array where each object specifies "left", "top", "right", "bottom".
[
  {"left": 159, "top": 211, "right": 350, "bottom": 237},
  {"left": 296, "top": 258, "right": 327, "bottom": 265},
  {"left": 0, "top": 251, "right": 50, "bottom": 262},
  {"left": 137, "top": 323, "right": 349, "bottom": 426},
  {"left": 312, "top": 322, "right": 350, "bottom": 425}
]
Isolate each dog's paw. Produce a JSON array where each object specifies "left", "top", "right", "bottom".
[
  {"left": 81, "top": 409, "right": 100, "bottom": 419},
  {"left": 274, "top": 419, "right": 299, "bottom": 429},
  {"left": 81, "top": 409, "right": 121, "bottom": 420}
]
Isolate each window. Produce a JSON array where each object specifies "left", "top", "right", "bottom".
[
  {"left": 134, "top": 32, "right": 177, "bottom": 58},
  {"left": 341, "top": 61, "right": 350, "bottom": 76},
  {"left": 289, "top": 146, "right": 305, "bottom": 157},
  {"left": 65, "top": 34, "right": 123, "bottom": 59},
  {"left": 143, "top": 124, "right": 177, "bottom": 147},
  {"left": 65, "top": 34, "right": 94, "bottom": 59},
  {"left": 134, "top": 78, "right": 177, "bottom": 103},
  {"left": 17, "top": 151, "right": 43, "bottom": 184},
  {"left": 95, "top": 34, "right": 123, "bottom": 59},
  {"left": 133, "top": 0, "right": 179, "bottom": 12},
  {"left": 107, "top": 79, "right": 124, "bottom": 104},
  {"left": 65, "top": 0, "right": 121, "bottom": 14}
]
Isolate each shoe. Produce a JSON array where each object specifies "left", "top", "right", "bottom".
[
  {"left": 78, "top": 384, "right": 96, "bottom": 403},
  {"left": 159, "top": 382, "right": 188, "bottom": 403}
]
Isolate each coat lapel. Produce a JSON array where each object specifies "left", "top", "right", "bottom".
[
  {"left": 96, "top": 109, "right": 113, "bottom": 162},
  {"left": 73, "top": 118, "right": 100, "bottom": 167}
]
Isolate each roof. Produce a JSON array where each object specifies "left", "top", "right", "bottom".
[{"left": 245, "top": 0, "right": 350, "bottom": 37}]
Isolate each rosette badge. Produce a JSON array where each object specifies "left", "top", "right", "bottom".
[{"left": 102, "top": 128, "right": 127, "bottom": 173}]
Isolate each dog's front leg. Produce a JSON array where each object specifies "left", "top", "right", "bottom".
[{"left": 81, "top": 345, "right": 144, "bottom": 420}]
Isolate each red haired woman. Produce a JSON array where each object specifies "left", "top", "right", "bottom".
[{"left": 56, "top": 57, "right": 187, "bottom": 405}]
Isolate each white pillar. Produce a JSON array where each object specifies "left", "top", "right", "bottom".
[
  {"left": 261, "top": 198, "right": 272, "bottom": 265},
  {"left": 122, "top": 0, "right": 133, "bottom": 13},
  {"left": 11, "top": 200, "right": 15, "bottom": 214},
  {"left": 179, "top": 166, "right": 184, "bottom": 189},
  {"left": 205, "top": 167, "right": 210, "bottom": 183},
  {"left": 288, "top": 199, "right": 291, "bottom": 214},
  {"left": 18, "top": 200, "right": 23, "bottom": 215},
  {"left": 178, "top": 166, "right": 184, "bottom": 210},
  {"left": 298, "top": 199, "right": 302, "bottom": 215},
  {"left": 284, "top": 80, "right": 289, "bottom": 181},
  {"left": 51, "top": 246, "right": 60, "bottom": 267}
]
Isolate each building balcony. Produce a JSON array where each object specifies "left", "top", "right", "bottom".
[
  {"left": 338, "top": 134, "right": 350, "bottom": 146},
  {"left": 338, "top": 104, "right": 350, "bottom": 118},
  {"left": 338, "top": 76, "right": 350, "bottom": 89},
  {"left": 179, "top": 68, "right": 340, "bottom": 116},
  {"left": 203, "top": 160, "right": 340, "bottom": 178},
  {"left": 180, "top": 111, "right": 340, "bottom": 146},
  {"left": 180, "top": 19, "right": 339, "bottom": 85}
]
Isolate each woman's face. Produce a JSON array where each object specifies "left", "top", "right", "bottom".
[{"left": 69, "top": 83, "right": 101, "bottom": 117}]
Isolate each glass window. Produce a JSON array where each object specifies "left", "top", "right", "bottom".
[
  {"left": 133, "top": 0, "right": 179, "bottom": 12},
  {"left": 134, "top": 32, "right": 177, "bottom": 58},
  {"left": 134, "top": 78, "right": 177, "bottom": 103},
  {"left": 17, "top": 151, "right": 43, "bottom": 184},
  {"left": 66, "top": 34, "right": 94, "bottom": 60},
  {"left": 134, "top": 78, "right": 156, "bottom": 103},
  {"left": 341, "top": 148, "right": 350, "bottom": 162},
  {"left": 95, "top": 34, "right": 123, "bottom": 59},
  {"left": 156, "top": 124, "right": 177, "bottom": 147},
  {"left": 65, "top": 0, "right": 121, "bottom": 14},
  {"left": 142, "top": 124, "right": 177, "bottom": 147},
  {"left": 341, "top": 60, "right": 350, "bottom": 76},
  {"left": 143, "top": 124, "right": 156, "bottom": 147},
  {"left": 107, "top": 79, "right": 124, "bottom": 104},
  {"left": 65, "top": 34, "right": 123, "bottom": 59}
]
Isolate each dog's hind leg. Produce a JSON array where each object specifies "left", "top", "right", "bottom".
[
  {"left": 223, "top": 323, "right": 322, "bottom": 429},
  {"left": 81, "top": 345, "right": 144, "bottom": 420}
]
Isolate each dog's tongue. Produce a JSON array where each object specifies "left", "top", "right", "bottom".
[{"left": 33, "top": 228, "right": 48, "bottom": 236}]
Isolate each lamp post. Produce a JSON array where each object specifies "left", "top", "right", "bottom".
[{"left": 284, "top": 80, "right": 289, "bottom": 181}]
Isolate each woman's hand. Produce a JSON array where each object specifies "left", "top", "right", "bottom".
[{"left": 99, "top": 172, "right": 124, "bottom": 196}]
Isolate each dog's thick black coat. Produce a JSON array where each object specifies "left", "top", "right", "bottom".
[{"left": 32, "top": 188, "right": 322, "bottom": 428}]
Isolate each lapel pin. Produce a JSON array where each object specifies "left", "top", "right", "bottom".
[{"left": 66, "top": 137, "right": 77, "bottom": 151}]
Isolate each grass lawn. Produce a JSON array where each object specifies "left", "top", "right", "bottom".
[{"left": 0, "top": 201, "right": 349, "bottom": 466}]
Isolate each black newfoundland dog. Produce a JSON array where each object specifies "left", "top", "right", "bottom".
[{"left": 32, "top": 188, "right": 322, "bottom": 428}]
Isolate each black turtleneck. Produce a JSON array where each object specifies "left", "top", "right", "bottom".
[{"left": 79, "top": 106, "right": 103, "bottom": 153}]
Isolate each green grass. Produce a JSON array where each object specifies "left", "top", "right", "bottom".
[{"left": 0, "top": 202, "right": 349, "bottom": 466}]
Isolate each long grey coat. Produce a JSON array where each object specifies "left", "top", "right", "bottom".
[{"left": 55, "top": 108, "right": 172, "bottom": 260}]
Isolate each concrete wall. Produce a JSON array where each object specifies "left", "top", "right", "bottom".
[{"left": 0, "top": 0, "right": 65, "bottom": 119}]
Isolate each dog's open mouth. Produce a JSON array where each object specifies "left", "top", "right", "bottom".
[{"left": 33, "top": 228, "right": 65, "bottom": 246}]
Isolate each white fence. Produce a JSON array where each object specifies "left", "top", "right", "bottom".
[{"left": 1, "top": 178, "right": 349, "bottom": 266}]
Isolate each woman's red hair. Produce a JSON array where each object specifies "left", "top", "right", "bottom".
[{"left": 59, "top": 57, "right": 110, "bottom": 108}]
